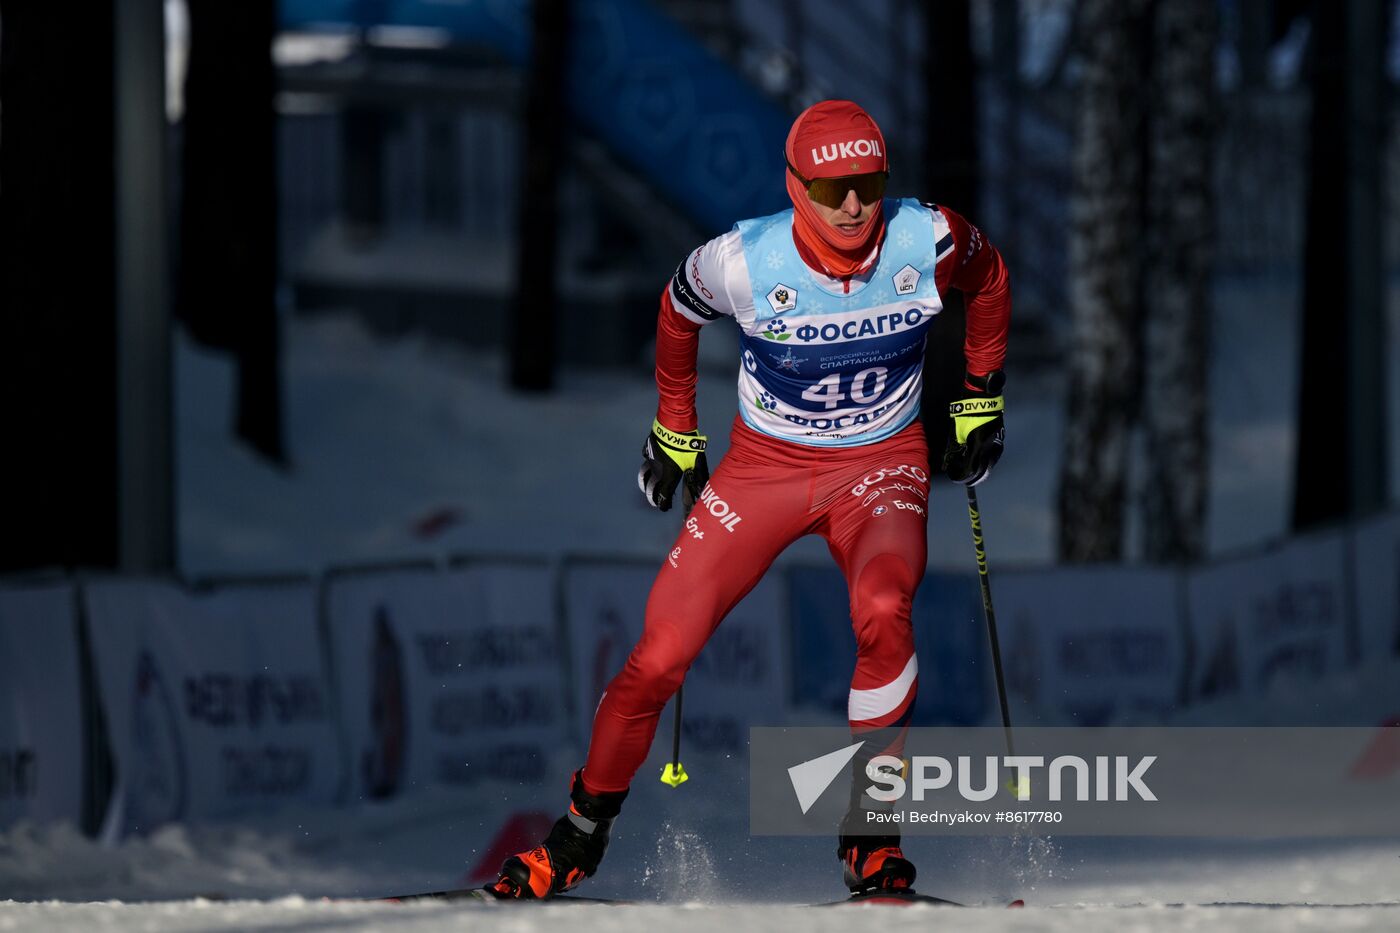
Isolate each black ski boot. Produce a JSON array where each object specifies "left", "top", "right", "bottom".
[
  {"left": 838, "top": 759, "right": 917, "bottom": 896},
  {"left": 840, "top": 739, "right": 918, "bottom": 885},
  {"left": 837, "top": 830, "right": 917, "bottom": 894},
  {"left": 492, "top": 771, "right": 627, "bottom": 899}
]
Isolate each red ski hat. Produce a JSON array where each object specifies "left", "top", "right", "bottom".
[
  {"left": 786, "top": 99, "right": 888, "bottom": 180},
  {"left": 785, "top": 100, "right": 889, "bottom": 278}
]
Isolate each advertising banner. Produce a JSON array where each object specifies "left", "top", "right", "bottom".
[
  {"left": 1186, "top": 531, "right": 1351, "bottom": 703},
  {"left": 324, "top": 562, "right": 567, "bottom": 798},
  {"left": 562, "top": 559, "right": 788, "bottom": 754},
  {"left": 0, "top": 582, "right": 85, "bottom": 829},
  {"left": 1352, "top": 511, "right": 1400, "bottom": 673},
  {"left": 84, "top": 579, "right": 340, "bottom": 834},
  {"left": 279, "top": 0, "right": 790, "bottom": 234},
  {"left": 994, "top": 568, "right": 1186, "bottom": 725}
]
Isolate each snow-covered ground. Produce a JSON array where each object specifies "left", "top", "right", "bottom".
[
  {"left": 1, "top": 899, "right": 1395, "bottom": 932},
  {"left": 2, "top": 761, "right": 1397, "bottom": 930}
]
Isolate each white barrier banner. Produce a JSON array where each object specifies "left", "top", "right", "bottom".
[
  {"left": 84, "top": 580, "right": 340, "bottom": 834},
  {"left": 1353, "top": 511, "right": 1400, "bottom": 670},
  {"left": 1186, "top": 530, "right": 1351, "bottom": 701},
  {"left": 0, "top": 583, "right": 85, "bottom": 829},
  {"left": 324, "top": 563, "right": 567, "bottom": 798},
  {"left": 563, "top": 560, "right": 788, "bottom": 754},
  {"left": 993, "top": 568, "right": 1186, "bottom": 725}
]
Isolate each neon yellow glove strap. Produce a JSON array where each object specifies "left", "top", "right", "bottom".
[
  {"left": 652, "top": 419, "right": 708, "bottom": 471},
  {"left": 948, "top": 396, "right": 1005, "bottom": 445}
]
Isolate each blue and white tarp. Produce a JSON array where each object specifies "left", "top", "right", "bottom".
[
  {"left": 0, "top": 582, "right": 85, "bottom": 829},
  {"left": 1186, "top": 530, "right": 1352, "bottom": 703},
  {"left": 84, "top": 579, "right": 340, "bottom": 835},
  {"left": 993, "top": 567, "right": 1186, "bottom": 725},
  {"left": 323, "top": 562, "right": 568, "bottom": 797},
  {"left": 1352, "top": 511, "right": 1400, "bottom": 674}
]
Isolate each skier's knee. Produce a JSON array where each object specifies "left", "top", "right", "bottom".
[
  {"left": 626, "top": 645, "right": 690, "bottom": 700},
  {"left": 851, "top": 554, "right": 917, "bottom": 650}
]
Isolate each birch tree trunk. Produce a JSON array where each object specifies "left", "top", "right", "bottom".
[
  {"left": 1142, "top": 0, "right": 1217, "bottom": 562},
  {"left": 1057, "top": 0, "right": 1149, "bottom": 562}
]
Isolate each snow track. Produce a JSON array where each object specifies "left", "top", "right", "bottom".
[
  {"left": 2, "top": 770, "right": 1397, "bottom": 931},
  {"left": 2, "top": 899, "right": 1398, "bottom": 932}
]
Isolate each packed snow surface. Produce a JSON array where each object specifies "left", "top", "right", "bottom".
[
  {"left": 3, "top": 750, "right": 1398, "bottom": 930},
  {"left": 2, "top": 900, "right": 1397, "bottom": 932},
  {"left": 1, "top": 811, "right": 1397, "bottom": 930}
]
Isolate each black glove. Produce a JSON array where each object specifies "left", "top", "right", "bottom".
[
  {"left": 637, "top": 419, "right": 709, "bottom": 512},
  {"left": 942, "top": 370, "right": 1005, "bottom": 486}
]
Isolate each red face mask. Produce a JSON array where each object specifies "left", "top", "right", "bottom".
[{"left": 784, "top": 100, "right": 889, "bottom": 279}]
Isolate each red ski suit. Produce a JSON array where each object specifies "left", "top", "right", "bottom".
[{"left": 581, "top": 204, "right": 1009, "bottom": 794}]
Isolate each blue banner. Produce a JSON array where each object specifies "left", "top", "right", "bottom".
[{"left": 280, "top": 0, "right": 791, "bottom": 233}]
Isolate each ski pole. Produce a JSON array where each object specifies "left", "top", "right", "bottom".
[
  {"left": 660, "top": 683, "right": 687, "bottom": 787},
  {"left": 965, "top": 486, "right": 1022, "bottom": 795},
  {"left": 661, "top": 501, "right": 695, "bottom": 788}
]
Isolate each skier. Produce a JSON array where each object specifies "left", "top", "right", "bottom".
[{"left": 493, "top": 99, "right": 1010, "bottom": 899}]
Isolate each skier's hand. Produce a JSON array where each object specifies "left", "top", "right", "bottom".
[
  {"left": 943, "top": 370, "right": 1005, "bottom": 486},
  {"left": 638, "top": 419, "right": 709, "bottom": 512}
]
